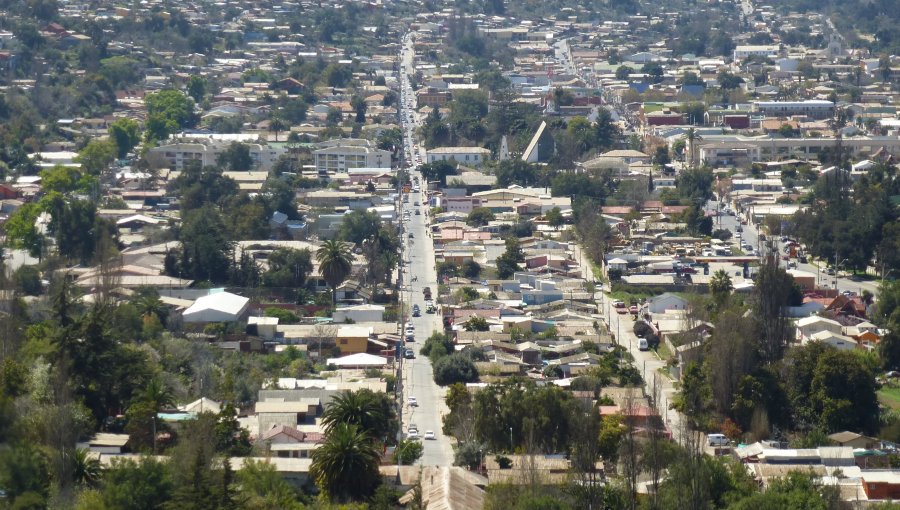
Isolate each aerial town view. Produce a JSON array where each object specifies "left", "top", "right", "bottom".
[{"left": 1, "top": 0, "right": 900, "bottom": 507}]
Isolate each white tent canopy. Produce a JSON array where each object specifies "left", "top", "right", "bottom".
[
  {"left": 326, "top": 352, "right": 389, "bottom": 368},
  {"left": 183, "top": 291, "right": 249, "bottom": 323}
]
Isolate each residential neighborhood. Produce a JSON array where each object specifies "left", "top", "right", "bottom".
[{"left": 0, "top": 0, "right": 899, "bottom": 508}]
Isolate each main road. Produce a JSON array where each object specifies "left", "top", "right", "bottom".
[{"left": 395, "top": 31, "right": 454, "bottom": 467}]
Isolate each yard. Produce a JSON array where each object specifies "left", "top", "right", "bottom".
[{"left": 879, "top": 385, "right": 900, "bottom": 410}]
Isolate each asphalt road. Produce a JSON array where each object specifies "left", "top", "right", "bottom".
[
  {"left": 395, "top": 33, "right": 454, "bottom": 468},
  {"left": 706, "top": 199, "right": 881, "bottom": 297}
]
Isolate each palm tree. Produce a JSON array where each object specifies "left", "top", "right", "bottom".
[
  {"left": 142, "top": 378, "right": 175, "bottom": 453},
  {"left": 709, "top": 269, "right": 733, "bottom": 299},
  {"left": 310, "top": 423, "right": 380, "bottom": 502},
  {"left": 316, "top": 239, "right": 353, "bottom": 306},
  {"left": 69, "top": 447, "right": 103, "bottom": 488},
  {"left": 270, "top": 116, "right": 287, "bottom": 142},
  {"left": 321, "top": 389, "right": 391, "bottom": 440},
  {"left": 686, "top": 128, "right": 702, "bottom": 168}
]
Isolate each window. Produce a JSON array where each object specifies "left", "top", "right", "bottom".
[{"left": 339, "top": 339, "right": 347, "bottom": 345}]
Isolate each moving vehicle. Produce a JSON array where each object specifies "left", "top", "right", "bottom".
[
  {"left": 407, "top": 396, "right": 418, "bottom": 407},
  {"left": 404, "top": 348, "right": 415, "bottom": 359},
  {"left": 407, "top": 428, "right": 419, "bottom": 439},
  {"left": 424, "top": 430, "right": 436, "bottom": 440},
  {"left": 708, "top": 433, "right": 729, "bottom": 446},
  {"left": 629, "top": 305, "right": 639, "bottom": 315}
]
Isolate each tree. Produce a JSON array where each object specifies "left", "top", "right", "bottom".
[
  {"left": 641, "top": 62, "right": 664, "bottom": 84},
  {"left": 754, "top": 257, "right": 800, "bottom": 364},
  {"left": 419, "top": 160, "right": 457, "bottom": 185},
  {"left": 393, "top": 439, "right": 424, "bottom": 465},
  {"left": 316, "top": 239, "right": 353, "bottom": 306},
  {"left": 494, "top": 159, "right": 538, "bottom": 187},
  {"left": 464, "top": 315, "right": 490, "bottom": 332},
  {"left": 262, "top": 248, "right": 312, "bottom": 288},
  {"left": 77, "top": 139, "right": 116, "bottom": 175},
  {"left": 496, "top": 236, "right": 524, "bottom": 279},
  {"left": 217, "top": 142, "right": 253, "bottom": 171},
  {"left": 320, "top": 389, "right": 395, "bottom": 441},
  {"left": 68, "top": 448, "right": 102, "bottom": 488},
  {"left": 461, "top": 260, "right": 481, "bottom": 278},
  {"left": 178, "top": 206, "right": 233, "bottom": 282},
  {"left": 545, "top": 207, "right": 564, "bottom": 229},
  {"left": 338, "top": 210, "right": 382, "bottom": 245},
  {"left": 186, "top": 76, "right": 207, "bottom": 103},
  {"left": 235, "top": 459, "right": 302, "bottom": 510},
  {"left": 108, "top": 118, "right": 141, "bottom": 159},
  {"left": 144, "top": 89, "right": 196, "bottom": 142},
  {"left": 4, "top": 202, "right": 43, "bottom": 258},
  {"left": 709, "top": 269, "right": 733, "bottom": 299},
  {"left": 310, "top": 423, "right": 381, "bottom": 502},
  {"left": 467, "top": 207, "right": 495, "bottom": 227},
  {"left": 615, "top": 65, "right": 634, "bottom": 80},
  {"left": 433, "top": 353, "right": 479, "bottom": 386}
]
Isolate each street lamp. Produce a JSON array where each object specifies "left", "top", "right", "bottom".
[{"left": 509, "top": 427, "right": 513, "bottom": 451}]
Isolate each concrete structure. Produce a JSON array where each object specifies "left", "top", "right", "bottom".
[
  {"left": 795, "top": 315, "right": 842, "bottom": 342},
  {"left": 426, "top": 147, "right": 492, "bottom": 167},
  {"left": 697, "top": 135, "right": 900, "bottom": 165},
  {"left": 733, "top": 45, "right": 780, "bottom": 60},
  {"left": 332, "top": 304, "right": 385, "bottom": 323},
  {"left": 146, "top": 140, "right": 285, "bottom": 171},
  {"left": 753, "top": 100, "right": 834, "bottom": 120},
  {"left": 313, "top": 144, "right": 391, "bottom": 172}
]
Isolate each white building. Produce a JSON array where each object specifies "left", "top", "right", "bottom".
[
  {"left": 733, "top": 45, "right": 780, "bottom": 61},
  {"left": 753, "top": 100, "right": 834, "bottom": 120},
  {"left": 146, "top": 140, "right": 285, "bottom": 171},
  {"left": 332, "top": 304, "right": 385, "bottom": 323},
  {"left": 183, "top": 291, "right": 250, "bottom": 323},
  {"left": 313, "top": 141, "right": 391, "bottom": 172},
  {"left": 426, "top": 147, "right": 492, "bottom": 167},
  {"left": 795, "top": 316, "right": 842, "bottom": 342}
]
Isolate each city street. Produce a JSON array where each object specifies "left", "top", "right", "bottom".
[
  {"left": 707, "top": 199, "right": 882, "bottom": 297},
  {"left": 395, "top": 32, "right": 454, "bottom": 467}
]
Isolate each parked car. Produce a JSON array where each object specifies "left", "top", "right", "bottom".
[
  {"left": 404, "top": 349, "right": 415, "bottom": 359},
  {"left": 629, "top": 305, "right": 639, "bottom": 315},
  {"left": 424, "top": 430, "right": 436, "bottom": 440},
  {"left": 407, "top": 396, "right": 418, "bottom": 407},
  {"left": 613, "top": 300, "right": 626, "bottom": 308},
  {"left": 638, "top": 337, "right": 649, "bottom": 351},
  {"left": 708, "top": 433, "right": 729, "bottom": 446}
]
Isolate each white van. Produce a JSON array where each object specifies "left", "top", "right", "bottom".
[
  {"left": 708, "top": 433, "right": 729, "bottom": 446},
  {"left": 638, "top": 337, "right": 649, "bottom": 351}
]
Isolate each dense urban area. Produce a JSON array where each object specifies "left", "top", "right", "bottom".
[{"left": 0, "top": 0, "right": 899, "bottom": 507}]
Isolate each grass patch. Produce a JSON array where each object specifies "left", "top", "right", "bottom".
[
  {"left": 655, "top": 342, "right": 673, "bottom": 360},
  {"left": 879, "top": 386, "right": 900, "bottom": 410}
]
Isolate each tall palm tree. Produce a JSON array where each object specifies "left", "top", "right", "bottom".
[
  {"left": 310, "top": 423, "right": 380, "bottom": 502},
  {"left": 686, "top": 128, "right": 702, "bottom": 169},
  {"left": 316, "top": 239, "right": 353, "bottom": 306},
  {"left": 68, "top": 447, "right": 103, "bottom": 488},
  {"left": 142, "top": 378, "right": 175, "bottom": 453},
  {"left": 320, "top": 389, "right": 391, "bottom": 440}
]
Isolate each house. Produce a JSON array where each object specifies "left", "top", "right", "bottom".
[
  {"left": 258, "top": 424, "right": 322, "bottom": 459},
  {"left": 182, "top": 291, "right": 250, "bottom": 323},
  {"left": 647, "top": 293, "right": 688, "bottom": 314},
  {"left": 332, "top": 304, "right": 385, "bottom": 323},
  {"left": 426, "top": 147, "right": 492, "bottom": 167},
  {"left": 255, "top": 398, "right": 321, "bottom": 432},
  {"left": 795, "top": 316, "right": 842, "bottom": 342},
  {"left": 828, "top": 431, "right": 878, "bottom": 449},
  {"left": 809, "top": 330, "right": 856, "bottom": 350},
  {"left": 76, "top": 433, "right": 130, "bottom": 454},
  {"left": 334, "top": 325, "right": 374, "bottom": 355}
]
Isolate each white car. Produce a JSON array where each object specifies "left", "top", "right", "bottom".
[
  {"left": 424, "top": 430, "right": 436, "bottom": 440},
  {"left": 407, "top": 396, "right": 418, "bottom": 407},
  {"left": 407, "top": 428, "right": 419, "bottom": 439}
]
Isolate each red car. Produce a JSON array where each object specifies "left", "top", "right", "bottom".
[{"left": 629, "top": 305, "right": 639, "bottom": 315}]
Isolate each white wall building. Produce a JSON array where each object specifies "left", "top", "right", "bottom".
[
  {"left": 426, "top": 147, "right": 492, "bottom": 167},
  {"left": 146, "top": 140, "right": 285, "bottom": 171},
  {"left": 313, "top": 145, "right": 391, "bottom": 172}
]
